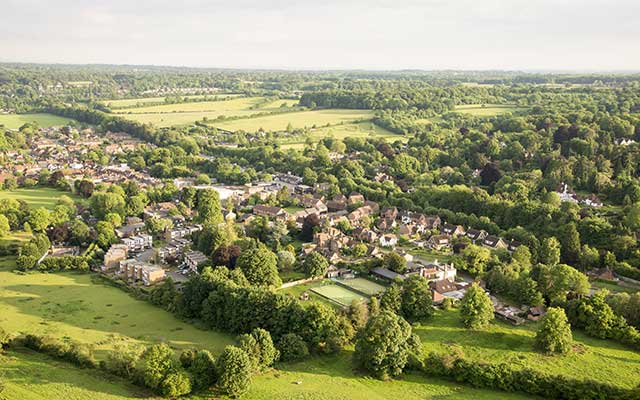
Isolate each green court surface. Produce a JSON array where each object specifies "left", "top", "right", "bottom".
[{"left": 310, "top": 283, "right": 366, "bottom": 306}]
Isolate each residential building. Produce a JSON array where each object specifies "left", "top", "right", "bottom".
[
  {"left": 121, "top": 234, "right": 153, "bottom": 252},
  {"left": 184, "top": 250, "right": 209, "bottom": 272},
  {"left": 103, "top": 244, "right": 128, "bottom": 272}
]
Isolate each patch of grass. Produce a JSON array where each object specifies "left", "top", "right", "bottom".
[
  {"left": 0, "top": 113, "right": 76, "bottom": 129},
  {"left": 311, "top": 282, "right": 367, "bottom": 307},
  {"left": 278, "top": 121, "right": 405, "bottom": 149},
  {"left": 0, "top": 256, "right": 234, "bottom": 357},
  {"left": 0, "top": 349, "right": 151, "bottom": 400},
  {"left": 212, "top": 109, "right": 375, "bottom": 133},
  {"left": 453, "top": 104, "right": 526, "bottom": 116},
  {"left": 247, "top": 351, "right": 535, "bottom": 400},
  {"left": 415, "top": 309, "right": 640, "bottom": 389},
  {"left": 336, "top": 277, "right": 387, "bottom": 296},
  {"left": 0, "top": 187, "right": 82, "bottom": 210}
]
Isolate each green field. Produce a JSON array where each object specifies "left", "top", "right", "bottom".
[
  {"left": 335, "top": 277, "right": 387, "bottom": 296},
  {"left": 212, "top": 109, "right": 375, "bottom": 133},
  {"left": 0, "top": 113, "right": 75, "bottom": 129},
  {"left": 278, "top": 122, "right": 404, "bottom": 149},
  {"left": 310, "top": 282, "right": 366, "bottom": 306},
  {"left": 112, "top": 96, "right": 301, "bottom": 127},
  {"left": 0, "top": 349, "right": 153, "bottom": 400},
  {"left": 104, "top": 94, "right": 242, "bottom": 109},
  {"left": 0, "top": 257, "right": 234, "bottom": 357},
  {"left": 453, "top": 104, "right": 526, "bottom": 116},
  {"left": 0, "top": 187, "right": 81, "bottom": 210},
  {"left": 416, "top": 309, "right": 640, "bottom": 389}
]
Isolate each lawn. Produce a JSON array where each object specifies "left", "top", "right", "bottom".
[
  {"left": 0, "top": 256, "right": 234, "bottom": 358},
  {"left": 211, "top": 109, "right": 375, "bottom": 133},
  {"left": 453, "top": 104, "right": 526, "bottom": 117},
  {"left": 1, "top": 187, "right": 82, "bottom": 210},
  {"left": 0, "top": 113, "right": 75, "bottom": 129},
  {"left": 310, "top": 282, "right": 366, "bottom": 306},
  {"left": 415, "top": 309, "right": 640, "bottom": 389},
  {"left": 0, "top": 349, "right": 154, "bottom": 400},
  {"left": 335, "top": 277, "right": 387, "bottom": 296}
]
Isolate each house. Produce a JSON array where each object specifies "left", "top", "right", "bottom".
[
  {"left": 115, "top": 222, "right": 146, "bottom": 239},
  {"left": 377, "top": 217, "right": 397, "bottom": 232},
  {"left": 371, "top": 267, "right": 406, "bottom": 282},
  {"left": 347, "top": 192, "right": 365, "bottom": 205},
  {"left": 398, "top": 223, "right": 416, "bottom": 236},
  {"left": 407, "top": 260, "right": 456, "bottom": 282},
  {"left": 482, "top": 235, "right": 508, "bottom": 250},
  {"left": 379, "top": 234, "right": 398, "bottom": 248},
  {"left": 354, "top": 228, "right": 378, "bottom": 243},
  {"left": 252, "top": 205, "right": 289, "bottom": 220},
  {"left": 381, "top": 207, "right": 398, "bottom": 220},
  {"left": 102, "top": 244, "right": 128, "bottom": 272},
  {"left": 466, "top": 229, "right": 488, "bottom": 243},
  {"left": 298, "top": 196, "right": 325, "bottom": 210},
  {"left": 430, "top": 279, "right": 464, "bottom": 303},
  {"left": 508, "top": 240, "right": 521, "bottom": 252},
  {"left": 184, "top": 250, "right": 209, "bottom": 272},
  {"left": 121, "top": 234, "right": 153, "bottom": 253},
  {"left": 427, "top": 234, "right": 450, "bottom": 250},
  {"left": 326, "top": 199, "right": 347, "bottom": 212},
  {"left": 158, "top": 238, "right": 191, "bottom": 263},
  {"left": 423, "top": 215, "right": 442, "bottom": 230},
  {"left": 441, "top": 224, "right": 466, "bottom": 236},
  {"left": 164, "top": 225, "right": 202, "bottom": 242}
]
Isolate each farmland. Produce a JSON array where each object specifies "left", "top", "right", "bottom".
[
  {"left": 0, "top": 256, "right": 235, "bottom": 357},
  {"left": 110, "top": 96, "right": 302, "bottom": 127},
  {"left": 103, "top": 94, "right": 242, "bottom": 109},
  {"left": 453, "top": 104, "right": 526, "bottom": 116},
  {"left": 278, "top": 121, "right": 404, "bottom": 149},
  {"left": 211, "top": 109, "right": 375, "bottom": 132},
  {"left": 415, "top": 309, "right": 640, "bottom": 389},
  {"left": 0, "top": 113, "right": 75, "bottom": 129},
  {"left": 0, "top": 187, "right": 81, "bottom": 210}
]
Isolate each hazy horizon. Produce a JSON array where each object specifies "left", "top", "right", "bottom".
[{"left": 2, "top": 0, "right": 639, "bottom": 71}]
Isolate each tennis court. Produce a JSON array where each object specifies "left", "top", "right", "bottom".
[
  {"left": 336, "top": 277, "right": 387, "bottom": 296},
  {"left": 311, "top": 284, "right": 366, "bottom": 306}
]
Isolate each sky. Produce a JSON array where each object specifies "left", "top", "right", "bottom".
[{"left": 1, "top": 0, "right": 639, "bottom": 71}]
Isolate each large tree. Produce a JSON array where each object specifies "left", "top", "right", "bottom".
[
  {"left": 354, "top": 311, "right": 414, "bottom": 380},
  {"left": 460, "top": 283, "right": 494, "bottom": 329},
  {"left": 216, "top": 345, "right": 252, "bottom": 398},
  {"left": 236, "top": 244, "right": 281, "bottom": 287},
  {"left": 303, "top": 252, "right": 329, "bottom": 278},
  {"left": 383, "top": 252, "right": 406, "bottom": 274},
  {"left": 535, "top": 307, "right": 573, "bottom": 355},
  {"left": 196, "top": 188, "right": 223, "bottom": 225},
  {"left": 401, "top": 275, "right": 434, "bottom": 322}
]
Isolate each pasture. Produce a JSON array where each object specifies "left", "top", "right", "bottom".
[
  {"left": 453, "top": 104, "right": 526, "bottom": 116},
  {"left": 112, "top": 96, "right": 301, "bottom": 127},
  {"left": 278, "top": 122, "right": 404, "bottom": 149},
  {"left": 0, "top": 187, "right": 81, "bottom": 210},
  {"left": 212, "top": 109, "right": 375, "bottom": 133},
  {"left": 415, "top": 309, "right": 640, "bottom": 389},
  {"left": 0, "top": 113, "right": 75, "bottom": 129},
  {"left": 0, "top": 256, "right": 234, "bottom": 357},
  {"left": 335, "top": 277, "right": 386, "bottom": 296},
  {"left": 103, "top": 94, "right": 242, "bottom": 109}
]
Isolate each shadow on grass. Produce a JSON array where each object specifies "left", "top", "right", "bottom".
[{"left": 1, "top": 348, "right": 151, "bottom": 399}]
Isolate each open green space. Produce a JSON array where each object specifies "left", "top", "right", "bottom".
[
  {"left": 310, "top": 282, "right": 366, "bottom": 306},
  {"left": 211, "top": 109, "right": 375, "bottom": 133},
  {"left": 335, "top": 277, "right": 386, "bottom": 296},
  {"left": 103, "top": 94, "right": 242, "bottom": 109},
  {"left": 112, "top": 96, "right": 301, "bottom": 127},
  {"left": 0, "top": 187, "right": 82, "bottom": 210},
  {"left": 278, "top": 121, "right": 404, "bottom": 149},
  {"left": 415, "top": 309, "right": 640, "bottom": 389},
  {"left": 0, "top": 349, "right": 153, "bottom": 400},
  {"left": 247, "top": 352, "right": 535, "bottom": 400},
  {"left": 0, "top": 256, "right": 234, "bottom": 358},
  {"left": 0, "top": 113, "right": 75, "bottom": 129},
  {"left": 453, "top": 104, "right": 526, "bottom": 116}
]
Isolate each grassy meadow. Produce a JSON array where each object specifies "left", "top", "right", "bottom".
[
  {"left": 278, "top": 121, "right": 404, "bottom": 149},
  {"left": 0, "top": 256, "right": 234, "bottom": 357},
  {"left": 211, "top": 109, "right": 375, "bottom": 132},
  {"left": 0, "top": 349, "right": 155, "bottom": 400},
  {"left": 103, "top": 94, "right": 242, "bottom": 109},
  {"left": 453, "top": 104, "right": 526, "bottom": 116},
  {"left": 0, "top": 113, "right": 75, "bottom": 129},
  {"left": 416, "top": 309, "right": 640, "bottom": 389},
  {"left": 0, "top": 187, "right": 82, "bottom": 210}
]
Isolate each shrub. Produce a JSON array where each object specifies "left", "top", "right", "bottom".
[{"left": 277, "top": 333, "right": 309, "bottom": 362}]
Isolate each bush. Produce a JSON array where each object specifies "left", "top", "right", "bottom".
[
  {"left": 160, "top": 371, "right": 192, "bottom": 398},
  {"left": 277, "top": 333, "right": 309, "bottom": 362},
  {"left": 216, "top": 346, "right": 252, "bottom": 398}
]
